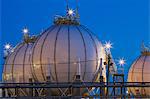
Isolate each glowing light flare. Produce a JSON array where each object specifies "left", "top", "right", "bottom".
[
  {"left": 67, "top": 9, "right": 74, "bottom": 16},
  {"left": 118, "top": 58, "right": 126, "bottom": 66},
  {"left": 5, "top": 44, "right": 11, "bottom": 50},
  {"left": 104, "top": 41, "right": 113, "bottom": 50},
  {"left": 22, "top": 28, "right": 29, "bottom": 34}
]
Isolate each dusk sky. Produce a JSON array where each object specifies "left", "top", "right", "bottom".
[{"left": 1, "top": 0, "right": 149, "bottom": 80}]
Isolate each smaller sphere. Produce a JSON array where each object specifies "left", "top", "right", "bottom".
[{"left": 128, "top": 51, "right": 150, "bottom": 95}]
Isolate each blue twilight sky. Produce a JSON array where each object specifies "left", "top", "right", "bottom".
[{"left": 0, "top": 0, "right": 149, "bottom": 80}]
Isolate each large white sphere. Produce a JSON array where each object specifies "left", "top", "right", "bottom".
[{"left": 31, "top": 24, "right": 106, "bottom": 83}]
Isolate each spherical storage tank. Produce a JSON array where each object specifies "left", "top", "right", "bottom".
[
  {"left": 3, "top": 43, "right": 33, "bottom": 83},
  {"left": 3, "top": 35, "right": 37, "bottom": 96},
  {"left": 128, "top": 48, "right": 150, "bottom": 96},
  {"left": 30, "top": 18, "right": 107, "bottom": 83}
]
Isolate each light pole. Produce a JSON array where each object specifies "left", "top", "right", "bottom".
[{"left": 104, "top": 41, "right": 113, "bottom": 96}]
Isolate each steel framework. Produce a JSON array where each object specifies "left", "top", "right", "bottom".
[{"left": 0, "top": 82, "right": 150, "bottom": 98}]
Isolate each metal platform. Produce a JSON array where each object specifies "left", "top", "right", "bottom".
[{"left": 0, "top": 82, "right": 150, "bottom": 98}]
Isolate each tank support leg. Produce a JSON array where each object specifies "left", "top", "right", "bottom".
[
  {"left": 29, "top": 78, "right": 33, "bottom": 97},
  {"left": 73, "top": 75, "right": 81, "bottom": 99},
  {"left": 2, "top": 88, "right": 5, "bottom": 97},
  {"left": 46, "top": 76, "right": 51, "bottom": 96}
]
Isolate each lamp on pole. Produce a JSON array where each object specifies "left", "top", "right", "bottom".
[
  {"left": 118, "top": 58, "right": 126, "bottom": 74},
  {"left": 104, "top": 41, "right": 113, "bottom": 96}
]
